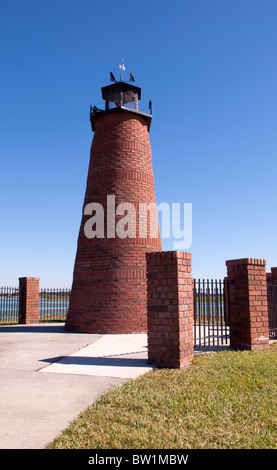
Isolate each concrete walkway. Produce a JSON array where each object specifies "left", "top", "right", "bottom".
[{"left": 0, "top": 323, "right": 153, "bottom": 449}]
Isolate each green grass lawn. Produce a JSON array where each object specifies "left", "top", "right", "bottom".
[{"left": 48, "top": 344, "right": 277, "bottom": 449}]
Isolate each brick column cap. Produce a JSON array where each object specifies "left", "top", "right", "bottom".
[
  {"left": 146, "top": 251, "right": 192, "bottom": 261},
  {"left": 225, "top": 258, "right": 266, "bottom": 267},
  {"left": 19, "top": 277, "right": 40, "bottom": 280}
]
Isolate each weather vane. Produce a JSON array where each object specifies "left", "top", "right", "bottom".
[
  {"left": 119, "top": 57, "right": 126, "bottom": 81},
  {"left": 110, "top": 59, "right": 135, "bottom": 83}
]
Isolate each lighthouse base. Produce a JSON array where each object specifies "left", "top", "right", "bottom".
[{"left": 65, "top": 270, "right": 148, "bottom": 334}]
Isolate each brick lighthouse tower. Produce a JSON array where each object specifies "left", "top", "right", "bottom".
[{"left": 65, "top": 66, "right": 162, "bottom": 333}]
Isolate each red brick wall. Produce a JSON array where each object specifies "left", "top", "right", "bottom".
[
  {"left": 146, "top": 251, "right": 193, "bottom": 368},
  {"left": 65, "top": 110, "right": 162, "bottom": 333},
  {"left": 18, "top": 277, "right": 40, "bottom": 324},
  {"left": 226, "top": 258, "right": 269, "bottom": 350}
]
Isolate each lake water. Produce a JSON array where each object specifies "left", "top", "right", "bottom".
[{"left": 0, "top": 298, "right": 69, "bottom": 320}]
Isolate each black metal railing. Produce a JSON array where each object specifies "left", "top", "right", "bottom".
[
  {"left": 267, "top": 283, "right": 277, "bottom": 339},
  {"left": 39, "top": 288, "right": 71, "bottom": 321},
  {"left": 0, "top": 286, "right": 71, "bottom": 323},
  {"left": 0, "top": 286, "right": 19, "bottom": 323},
  {"left": 194, "top": 279, "right": 230, "bottom": 348}
]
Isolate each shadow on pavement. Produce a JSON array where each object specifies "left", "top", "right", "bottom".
[
  {"left": 40, "top": 352, "right": 149, "bottom": 368},
  {"left": 0, "top": 324, "right": 70, "bottom": 334}
]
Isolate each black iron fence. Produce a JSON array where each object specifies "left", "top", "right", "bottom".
[
  {"left": 1, "top": 280, "right": 276, "bottom": 342},
  {"left": 0, "top": 286, "right": 19, "bottom": 323},
  {"left": 39, "top": 288, "right": 71, "bottom": 321},
  {"left": 194, "top": 279, "right": 230, "bottom": 348},
  {"left": 0, "top": 287, "right": 70, "bottom": 323},
  {"left": 267, "top": 283, "right": 277, "bottom": 339}
]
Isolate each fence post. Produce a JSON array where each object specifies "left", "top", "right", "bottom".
[
  {"left": 226, "top": 258, "right": 269, "bottom": 350},
  {"left": 18, "top": 277, "right": 40, "bottom": 324},
  {"left": 146, "top": 251, "right": 194, "bottom": 368},
  {"left": 270, "top": 267, "right": 277, "bottom": 284}
]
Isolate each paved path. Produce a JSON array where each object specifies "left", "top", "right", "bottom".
[{"left": 0, "top": 323, "right": 152, "bottom": 449}]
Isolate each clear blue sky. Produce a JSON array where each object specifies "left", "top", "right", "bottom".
[{"left": 1, "top": 0, "right": 276, "bottom": 287}]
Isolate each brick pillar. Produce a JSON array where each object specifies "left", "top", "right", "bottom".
[
  {"left": 18, "top": 277, "right": 40, "bottom": 324},
  {"left": 146, "top": 251, "right": 193, "bottom": 368},
  {"left": 226, "top": 258, "right": 269, "bottom": 350}
]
